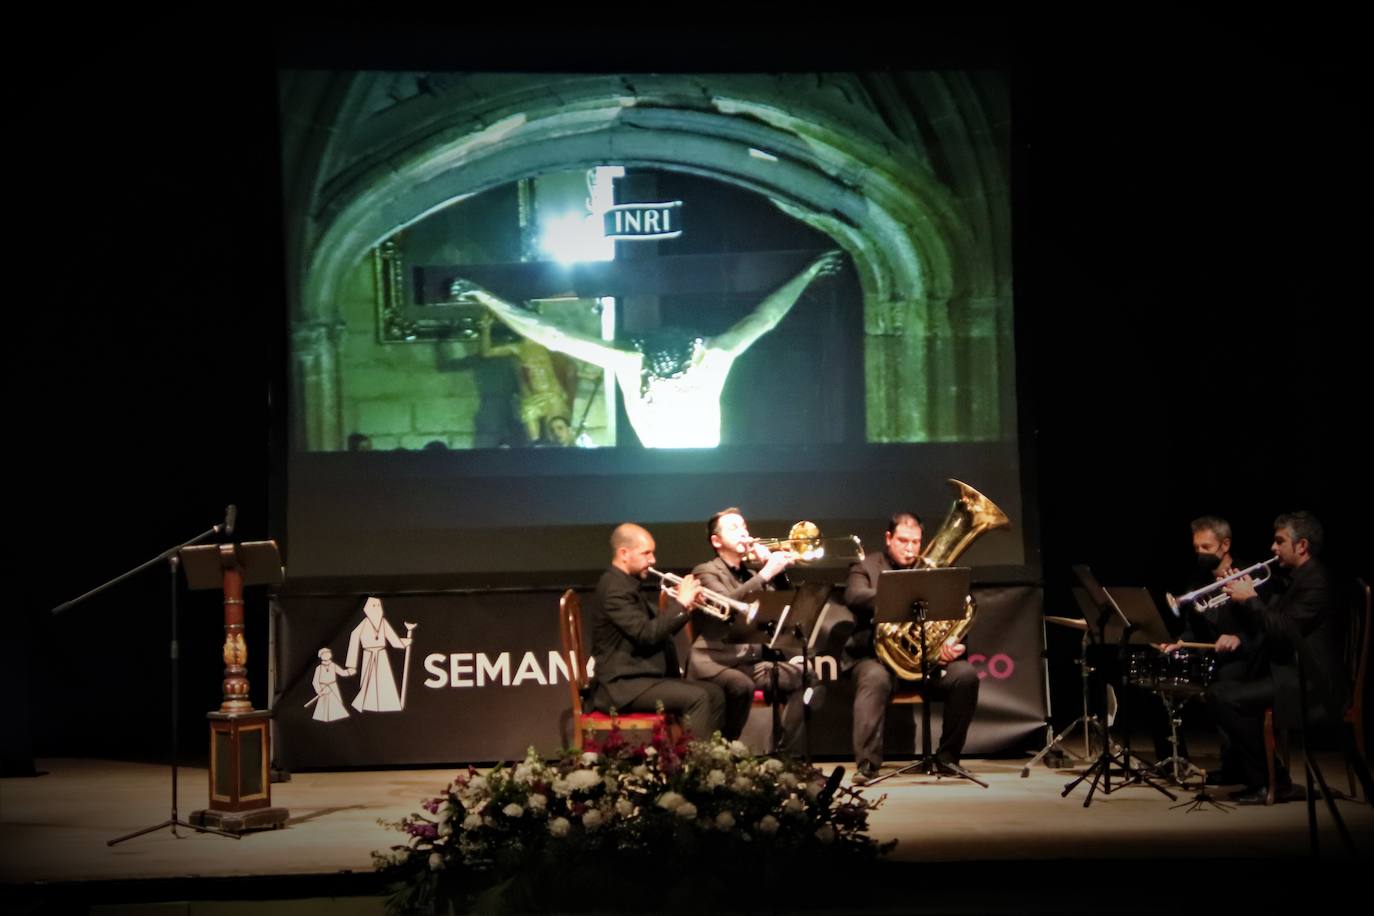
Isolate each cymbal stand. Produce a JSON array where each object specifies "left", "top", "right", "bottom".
[{"left": 1023, "top": 646, "right": 1100, "bottom": 776}]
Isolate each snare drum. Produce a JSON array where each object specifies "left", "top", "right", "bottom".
[
  {"left": 1155, "top": 648, "right": 1217, "bottom": 694},
  {"left": 1123, "top": 646, "right": 1159, "bottom": 689}
]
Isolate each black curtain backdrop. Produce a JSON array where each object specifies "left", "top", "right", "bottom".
[{"left": 12, "top": 16, "right": 1366, "bottom": 773}]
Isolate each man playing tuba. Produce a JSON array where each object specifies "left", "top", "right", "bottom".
[{"left": 844, "top": 512, "right": 981, "bottom": 785}]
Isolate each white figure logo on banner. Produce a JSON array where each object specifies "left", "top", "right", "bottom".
[
  {"left": 345, "top": 596, "right": 417, "bottom": 713},
  {"left": 305, "top": 647, "right": 353, "bottom": 722}
]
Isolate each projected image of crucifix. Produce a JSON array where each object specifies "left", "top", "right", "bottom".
[{"left": 449, "top": 250, "right": 842, "bottom": 448}]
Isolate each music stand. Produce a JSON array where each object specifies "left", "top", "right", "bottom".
[
  {"left": 865, "top": 567, "right": 987, "bottom": 788},
  {"left": 1060, "top": 567, "right": 1176, "bottom": 806}
]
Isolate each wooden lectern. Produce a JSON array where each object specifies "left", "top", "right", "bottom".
[{"left": 182, "top": 541, "right": 289, "bottom": 832}]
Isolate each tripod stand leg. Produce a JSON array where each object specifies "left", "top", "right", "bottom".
[{"left": 1023, "top": 716, "right": 1090, "bottom": 777}]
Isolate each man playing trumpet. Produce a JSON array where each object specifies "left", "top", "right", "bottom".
[
  {"left": 689, "top": 508, "right": 808, "bottom": 754},
  {"left": 1205, "top": 511, "right": 1345, "bottom": 804},
  {"left": 587, "top": 524, "right": 725, "bottom": 740}
]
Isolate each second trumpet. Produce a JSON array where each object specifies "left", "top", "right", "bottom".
[{"left": 647, "top": 568, "right": 759, "bottom": 624}]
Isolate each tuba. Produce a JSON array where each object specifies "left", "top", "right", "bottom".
[{"left": 874, "top": 479, "right": 1011, "bottom": 681}]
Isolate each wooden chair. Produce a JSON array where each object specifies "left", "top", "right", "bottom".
[{"left": 558, "top": 589, "right": 667, "bottom": 751}]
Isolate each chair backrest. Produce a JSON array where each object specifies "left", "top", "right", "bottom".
[
  {"left": 1349, "top": 578, "right": 1371, "bottom": 713},
  {"left": 558, "top": 589, "right": 587, "bottom": 718}
]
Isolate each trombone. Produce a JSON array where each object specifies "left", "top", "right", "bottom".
[
  {"left": 1165, "top": 556, "right": 1280, "bottom": 617},
  {"left": 745, "top": 521, "right": 866, "bottom": 564},
  {"left": 647, "top": 568, "right": 759, "bottom": 624}
]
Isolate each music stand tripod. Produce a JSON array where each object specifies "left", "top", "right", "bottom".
[
  {"left": 51, "top": 507, "right": 241, "bottom": 844},
  {"left": 757, "top": 582, "right": 835, "bottom": 765},
  {"left": 866, "top": 566, "right": 987, "bottom": 788},
  {"left": 1060, "top": 570, "right": 1175, "bottom": 807}
]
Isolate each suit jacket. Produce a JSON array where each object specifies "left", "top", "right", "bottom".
[
  {"left": 1235, "top": 558, "right": 1346, "bottom": 727},
  {"left": 687, "top": 556, "right": 785, "bottom": 678},
  {"left": 587, "top": 565, "right": 690, "bottom": 708},
  {"left": 842, "top": 550, "right": 904, "bottom": 660}
]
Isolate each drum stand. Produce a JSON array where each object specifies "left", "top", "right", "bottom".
[
  {"left": 1023, "top": 650, "right": 1100, "bottom": 776},
  {"left": 1151, "top": 688, "right": 1234, "bottom": 812}
]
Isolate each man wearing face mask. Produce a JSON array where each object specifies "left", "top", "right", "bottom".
[{"left": 1159, "top": 516, "right": 1259, "bottom": 783}]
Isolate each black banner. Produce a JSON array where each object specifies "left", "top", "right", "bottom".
[{"left": 273, "top": 585, "right": 1046, "bottom": 769}]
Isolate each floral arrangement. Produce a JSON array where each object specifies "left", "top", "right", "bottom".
[{"left": 375, "top": 723, "right": 894, "bottom": 914}]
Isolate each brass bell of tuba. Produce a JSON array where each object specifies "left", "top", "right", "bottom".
[{"left": 873, "top": 479, "right": 1011, "bottom": 681}]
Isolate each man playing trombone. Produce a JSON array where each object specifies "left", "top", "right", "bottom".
[
  {"left": 587, "top": 523, "right": 726, "bottom": 741},
  {"left": 1205, "top": 511, "right": 1345, "bottom": 804},
  {"left": 689, "top": 508, "right": 807, "bottom": 753}
]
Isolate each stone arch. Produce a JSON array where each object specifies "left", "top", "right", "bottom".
[{"left": 283, "top": 72, "right": 1012, "bottom": 445}]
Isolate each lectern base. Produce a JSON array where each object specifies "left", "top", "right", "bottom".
[{"left": 190, "top": 806, "right": 289, "bottom": 833}]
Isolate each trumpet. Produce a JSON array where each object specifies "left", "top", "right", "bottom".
[
  {"left": 647, "top": 568, "right": 759, "bottom": 624},
  {"left": 1165, "top": 556, "right": 1280, "bottom": 617}
]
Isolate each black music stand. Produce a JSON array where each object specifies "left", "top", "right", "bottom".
[
  {"left": 763, "top": 582, "right": 834, "bottom": 763},
  {"left": 1060, "top": 566, "right": 1176, "bottom": 807},
  {"left": 865, "top": 566, "right": 987, "bottom": 788}
]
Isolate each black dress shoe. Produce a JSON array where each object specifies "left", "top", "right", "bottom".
[
  {"left": 1229, "top": 786, "right": 1269, "bottom": 805},
  {"left": 1205, "top": 770, "right": 1243, "bottom": 787}
]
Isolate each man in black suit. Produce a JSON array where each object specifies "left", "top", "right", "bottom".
[
  {"left": 844, "top": 512, "right": 980, "bottom": 785},
  {"left": 689, "top": 508, "right": 806, "bottom": 752},
  {"left": 587, "top": 523, "right": 726, "bottom": 740},
  {"left": 1207, "top": 511, "right": 1346, "bottom": 804}
]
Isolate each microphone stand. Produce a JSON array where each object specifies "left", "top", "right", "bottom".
[{"left": 53, "top": 509, "right": 240, "bottom": 844}]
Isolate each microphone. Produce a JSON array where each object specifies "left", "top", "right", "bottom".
[
  {"left": 223, "top": 504, "right": 237, "bottom": 537},
  {"left": 815, "top": 765, "right": 845, "bottom": 806}
]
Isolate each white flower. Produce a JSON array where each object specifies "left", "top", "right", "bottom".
[
  {"left": 762, "top": 759, "right": 785, "bottom": 774},
  {"left": 438, "top": 821, "right": 453, "bottom": 837},
  {"left": 581, "top": 751, "right": 600, "bottom": 766},
  {"left": 784, "top": 796, "right": 805, "bottom": 814},
  {"left": 711, "top": 744, "right": 731, "bottom": 761},
  {"left": 428, "top": 852, "right": 444, "bottom": 871},
  {"left": 644, "top": 747, "right": 658, "bottom": 757},
  {"left": 779, "top": 772, "right": 799, "bottom": 790},
  {"left": 656, "top": 791, "right": 686, "bottom": 811},
  {"left": 815, "top": 824, "right": 836, "bottom": 844},
  {"left": 729, "top": 740, "right": 751, "bottom": 757},
  {"left": 502, "top": 803, "right": 524, "bottom": 818},
  {"left": 631, "top": 765, "right": 650, "bottom": 779},
  {"left": 582, "top": 809, "right": 604, "bottom": 830},
  {"left": 715, "top": 811, "right": 736, "bottom": 831},
  {"left": 676, "top": 802, "right": 698, "bottom": 819},
  {"left": 513, "top": 763, "right": 533, "bottom": 784},
  {"left": 757, "top": 815, "right": 780, "bottom": 834},
  {"left": 548, "top": 817, "right": 571, "bottom": 837},
  {"left": 552, "top": 777, "right": 571, "bottom": 797},
  {"left": 468, "top": 775, "right": 487, "bottom": 793},
  {"left": 462, "top": 814, "right": 483, "bottom": 831},
  {"left": 482, "top": 815, "right": 497, "bottom": 828},
  {"left": 528, "top": 793, "right": 548, "bottom": 811},
  {"left": 604, "top": 774, "right": 619, "bottom": 793},
  {"left": 706, "top": 769, "right": 727, "bottom": 789},
  {"left": 615, "top": 798, "right": 635, "bottom": 817},
  {"left": 565, "top": 769, "right": 601, "bottom": 792},
  {"left": 733, "top": 776, "right": 754, "bottom": 793}
]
